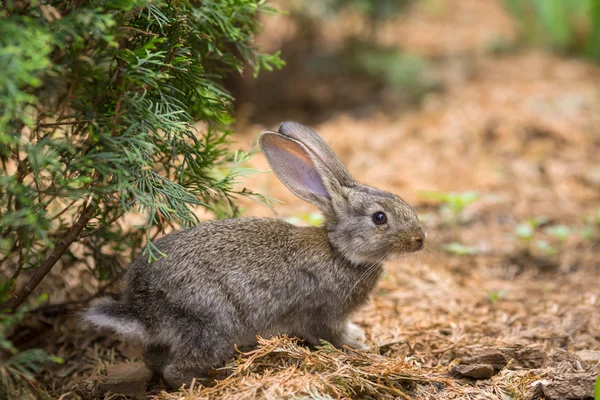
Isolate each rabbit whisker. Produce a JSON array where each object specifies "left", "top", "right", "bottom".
[{"left": 343, "top": 254, "right": 388, "bottom": 302}]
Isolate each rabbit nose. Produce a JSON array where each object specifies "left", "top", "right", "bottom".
[
  {"left": 411, "top": 228, "right": 426, "bottom": 250},
  {"left": 412, "top": 236, "right": 424, "bottom": 249}
]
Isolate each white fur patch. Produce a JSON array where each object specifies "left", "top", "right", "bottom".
[
  {"left": 84, "top": 309, "right": 147, "bottom": 343},
  {"left": 342, "top": 322, "right": 368, "bottom": 350}
]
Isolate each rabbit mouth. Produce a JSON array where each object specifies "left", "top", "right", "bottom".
[
  {"left": 406, "top": 227, "right": 427, "bottom": 253},
  {"left": 403, "top": 243, "right": 425, "bottom": 253},
  {"left": 412, "top": 236, "right": 425, "bottom": 251},
  {"left": 393, "top": 234, "right": 426, "bottom": 254}
]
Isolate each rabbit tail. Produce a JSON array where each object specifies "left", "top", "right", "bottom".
[{"left": 84, "top": 297, "right": 148, "bottom": 343}]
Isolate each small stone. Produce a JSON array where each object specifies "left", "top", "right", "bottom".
[
  {"left": 116, "top": 342, "right": 144, "bottom": 359},
  {"left": 97, "top": 362, "right": 153, "bottom": 395},
  {"left": 575, "top": 349, "right": 600, "bottom": 365},
  {"left": 454, "top": 344, "right": 545, "bottom": 371},
  {"left": 459, "top": 351, "right": 507, "bottom": 370},
  {"left": 451, "top": 364, "right": 495, "bottom": 380},
  {"left": 531, "top": 372, "right": 597, "bottom": 400}
]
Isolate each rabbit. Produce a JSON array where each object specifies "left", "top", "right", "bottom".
[{"left": 84, "top": 121, "right": 426, "bottom": 389}]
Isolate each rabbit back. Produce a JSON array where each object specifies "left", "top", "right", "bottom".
[{"left": 118, "top": 217, "right": 379, "bottom": 350}]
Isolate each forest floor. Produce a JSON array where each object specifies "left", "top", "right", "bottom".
[{"left": 24, "top": 0, "right": 600, "bottom": 399}]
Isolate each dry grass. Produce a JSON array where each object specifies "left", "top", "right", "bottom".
[
  {"left": 151, "top": 335, "right": 581, "bottom": 400},
  {"left": 163, "top": 337, "right": 448, "bottom": 400}
]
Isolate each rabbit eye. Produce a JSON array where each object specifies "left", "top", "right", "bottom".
[{"left": 372, "top": 212, "right": 387, "bottom": 225}]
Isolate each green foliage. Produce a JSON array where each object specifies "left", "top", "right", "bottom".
[
  {"left": 0, "top": 0, "right": 282, "bottom": 310},
  {"left": 287, "top": 0, "right": 432, "bottom": 102},
  {"left": 285, "top": 212, "right": 325, "bottom": 227},
  {"left": 307, "top": 37, "right": 433, "bottom": 101},
  {"left": 350, "top": 41, "right": 432, "bottom": 98},
  {"left": 330, "top": 0, "right": 413, "bottom": 25},
  {"left": 544, "top": 225, "right": 571, "bottom": 243},
  {"left": 442, "top": 242, "right": 479, "bottom": 256},
  {"left": 307, "top": 0, "right": 412, "bottom": 23},
  {"left": 581, "top": 225, "right": 596, "bottom": 240},
  {"left": 514, "top": 215, "right": 549, "bottom": 241},
  {"left": 534, "top": 239, "right": 557, "bottom": 257},
  {"left": 595, "top": 372, "right": 600, "bottom": 400},
  {"left": 580, "top": 209, "right": 600, "bottom": 240},
  {"left": 504, "top": 0, "right": 600, "bottom": 61},
  {"left": 512, "top": 214, "right": 600, "bottom": 259},
  {"left": 514, "top": 223, "right": 535, "bottom": 240},
  {"left": 488, "top": 289, "right": 508, "bottom": 303},
  {"left": 0, "top": 296, "right": 62, "bottom": 399},
  {"left": 419, "top": 191, "right": 480, "bottom": 224},
  {"left": 581, "top": 211, "right": 599, "bottom": 239}
]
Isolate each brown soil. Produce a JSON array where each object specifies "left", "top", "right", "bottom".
[{"left": 24, "top": 1, "right": 600, "bottom": 399}]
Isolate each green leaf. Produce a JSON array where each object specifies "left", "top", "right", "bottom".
[
  {"left": 581, "top": 226, "right": 595, "bottom": 240},
  {"left": 50, "top": 356, "right": 64, "bottom": 364},
  {"left": 504, "top": 0, "right": 600, "bottom": 62},
  {"left": 285, "top": 213, "right": 325, "bottom": 227},
  {"left": 528, "top": 215, "right": 550, "bottom": 228},
  {"left": 515, "top": 223, "right": 534, "bottom": 240},
  {"left": 417, "top": 212, "right": 432, "bottom": 223},
  {"left": 418, "top": 191, "right": 480, "bottom": 216},
  {"left": 535, "top": 240, "right": 556, "bottom": 256},
  {"left": 284, "top": 216, "right": 303, "bottom": 226},
  {"left": 442, "top": 242, "right": 479, "bottom": 256},
  {"left": 488, "top": 289, "right": 508, "bottom": 303},
  {"left": 545, "top": 225, "right": 571, "bottom": 242},
  {"left": 308, "top": 212, "right": 325, "bottom": 226}
]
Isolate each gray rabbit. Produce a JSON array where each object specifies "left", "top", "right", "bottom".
[{"left": 84, "top": 122, "right": 426, "bottom": 388}]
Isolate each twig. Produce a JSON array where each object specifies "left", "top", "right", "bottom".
[
  {"left": 37, "top": 120, "right": 88, "bottom": 128},
  {"left": 51, "top": 198, "right": 79, "bottom": 220},
  {"left": 0, "top": 196, "right": 100, "bottom": 312},
  {"left": 78, "top": 209, "right": 125, "bottom": 239},
  {"left": 11, "top": 229, "right": 25, "bottom": 282},
  {"left": 29, "top": 274, "right": 121, "bottom": 314},
  {"left": 431, "top": 344, "right": 459, "bottom": 354},
  {"left": 48, "top": 61, "right": 79, "bottom": 139},
  {"left": 0, "top": 241, "right": 19, "bottom": 279},
  {"left": 112, "top": 92, "right": 125, "bottom": 129},
  {"left": 118, "top": 26, "right": 158, "bottom": 37},
  {"left": 1, "top": 226, "right": 13, "bottom": 239},
  {"left": 10, "top": 148, "right": 27, "bottom": 282}
]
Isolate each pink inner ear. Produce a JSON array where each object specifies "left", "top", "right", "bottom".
[
  {"left": 271, "top": 145, "right": 329, "bottom": 198},
  {"left": 296, "top": 158, "right": 329, "bottom": 197}
]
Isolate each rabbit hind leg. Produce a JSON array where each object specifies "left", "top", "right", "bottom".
[
  {"left": 142, "top": 343, "right": 170, "bottom": 375},
  {"left": 161, "top": 337, "right": 237, "bottom": 389},
  {"left": 162, "top": 356, "right": 211, "bottom": 389}
]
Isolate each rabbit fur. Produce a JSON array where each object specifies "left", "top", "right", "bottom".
[{"left": 84, "top": 121, "right": 426, "bottom": 388}]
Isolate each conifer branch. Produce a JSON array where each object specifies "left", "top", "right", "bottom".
[{"left": 1, "top": 197, "right": 99, "bottom": 312}]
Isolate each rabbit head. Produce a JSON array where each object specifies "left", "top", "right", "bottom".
[{"left": 260, "top": 122, "right": 425, "bottom": 265}]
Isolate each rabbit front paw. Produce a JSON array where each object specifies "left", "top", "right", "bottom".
[{"left": 340, "top": 322, "right": 368, "bottom": 350}]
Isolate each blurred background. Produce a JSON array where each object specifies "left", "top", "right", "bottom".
[{"left": 230, "top": 0, "right": 600, "bottom": 125}]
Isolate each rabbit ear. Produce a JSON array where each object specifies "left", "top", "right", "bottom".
[
  {"left": 276, "top": 122, "right": 354, "bottom": 187},
  {"left": 260, "top": 132, "right": 336, "bottom": 209}
]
